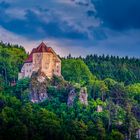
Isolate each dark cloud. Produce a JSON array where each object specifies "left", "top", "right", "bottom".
[
  {"left": 0, "top": 8, "right": 88, "bottom": 40},
  {"left": 71, "top": 0, "right": 89, "bottom": 6},
  {"left": 0, "top": 9, "right": 45, "bottom": 39},
  {"left": 86, "top": 10, "right": 96, "bottom": 17},
  {"left": 25, "top": 9, "right": 88, "bottom": 40},
  {"left": 0, "top": 1, "right": 10, "bottom": 9},
  {"left": 88, "top": 26, "right": 107, "bottom": 40},
  {"left": 0, "top": 0, "right": 140, "bottom": 57},
  {"left": 92, "top": 0, "right": 140, "bottom": 30}
]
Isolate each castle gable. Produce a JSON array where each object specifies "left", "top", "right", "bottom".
[
  {"left": 19, "top": 42, "right": 61, "bottom": 80},
  {"left": 24, "top": 42, "right": 56, "bottom": 63}
]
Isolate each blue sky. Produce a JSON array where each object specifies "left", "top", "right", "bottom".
[{"left": 0, "top": 0, "right": 140, "bottom": 57}]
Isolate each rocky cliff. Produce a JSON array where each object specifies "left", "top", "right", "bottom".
[
  {"left": 67, "top": 88, "right": 77, "bottom": 106},
  {"left": 30, "top": 70, "right": 49, "bottom": 103},
  {"left": 30, "top": 70, "right": 89, "bottom": 105},
  {"left": 79, "top": 87, "right": 88, "bottom": 105},
  {"left": 67, "top": 87, "right": 88, "bottom": 106}
]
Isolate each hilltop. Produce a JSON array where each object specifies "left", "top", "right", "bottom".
[{"left": 0, "top": 42, "right": 140, "bottom": 140}]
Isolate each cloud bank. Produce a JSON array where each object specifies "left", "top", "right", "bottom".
[{"left": 0, "top": 0, "right": 140, "bottom": 57}]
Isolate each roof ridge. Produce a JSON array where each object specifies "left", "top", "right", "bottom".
[{"left": 24, "top": 42, "right": 53, "bottom": 63}]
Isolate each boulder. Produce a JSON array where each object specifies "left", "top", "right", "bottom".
[
  {"left": 79, "top": 87, "right": 88, "bottom": 105},
  {"left": 97, "top": 105, "right": 103, "bottom": 112}
]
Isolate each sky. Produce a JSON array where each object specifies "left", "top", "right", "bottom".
[{"left": 0, "top": 0, "right": 140, "bottom": 57}]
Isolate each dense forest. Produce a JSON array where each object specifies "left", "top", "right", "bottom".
[{"left": 0, "top": 42, "right": 140, "bottom": 140}]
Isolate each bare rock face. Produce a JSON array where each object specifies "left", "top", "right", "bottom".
[
  {"left": 30, "top": 70, "right": 49, "bottom": 103},
  {"left": 67, "top": 88, "right": 77, "bottom": 106},
  {"left": 67, "top": 87, "right": 88, "bottom": 107},
  {"left": 79, "top": 87, "right": 88, "bottom": 105},
  {"left": 97, "top": 105, "right": 103, "bottom": 112}
]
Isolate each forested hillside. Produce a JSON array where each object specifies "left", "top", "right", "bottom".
[
  {"left": 0, "top": 42, "right": 27, "bottom": 85},
  {"left": 0, "top": 42, "right": 140, "bottom": 140},
  {"left": 84, "top": 55, "right": 140, "bottom": 85}
]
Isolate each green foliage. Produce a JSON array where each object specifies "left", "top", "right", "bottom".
[
  {"left": 89, "top": 80, "right": 108, "bottom": 100},
  {"left": 104, "top": 78, "right": 117, "bottom": 89},
  {"left": 0, "top": 42, "right": 27, "bottom": 85},
  {"left": 109, "top": 83, "right": 127, "bottom": 105},
  {"left": 0, "top": 43, "right": 140, "bottom": 140},
  {"left": 84, "top": 54, "right": 140, "bottom": 84},
  {"left": 14, "top": 77, "right": 30, "bottom": 101},
  {"left": 0, "top": 76, "right": 4, "bottom": 92},
  {"left": 126, "top": 83, "right": 140, "bottom": 103},
  {"left": 68, "top": 120, "right": 88, "bottom": 140},
  {"left": 109, "top": 130, "right": 124, "bottom": 140},
  {"left": 62, "top": 59, "right": 96, "bottom": 85}
]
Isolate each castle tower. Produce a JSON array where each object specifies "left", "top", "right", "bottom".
[{"left": 18, "top": 42, "right": 61, "bottom": 79}]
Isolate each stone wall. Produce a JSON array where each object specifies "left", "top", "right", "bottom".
[
  {"left": 19, "top": 51, "right": 61, "bottom": 80},
  {"left": 54, "top": 61, "right": 61, "bottom": 76},
  {"left": 18, "top": 62, "right": 33, "bottom": 79},
  {"left": 41, "top": 53, "right": 54, "bottom": 78},
  {"left": 33, "top": 52, "right": 61, "bottom": 79},
  {"left": 32, "top": 53, "right": 43, "bottom": 72}
]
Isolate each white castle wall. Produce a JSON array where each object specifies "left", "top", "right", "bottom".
[{"left": 18, "top": 62, "right": 33, "bottom": 79}]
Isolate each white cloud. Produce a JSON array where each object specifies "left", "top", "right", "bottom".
[
  {"left": 2, "top": 0, "right": 100, "bottom": 38},
  {"left": 45, "top": 0, "right": 100, "bottom": 39},
  {"left": 5, "top": 8, "right": 26, "bottom": 19}
]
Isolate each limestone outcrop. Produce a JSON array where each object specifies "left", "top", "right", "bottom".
[
  {"left": 29, "top": 70, "right": 89, "bottom": 105},
  {"left": 79, "top": 87, "right": 88, "bottom": 105},
  {"left": 30, "top": 70, "right": 49, "bottom": 103},
  {"left": 67, "top": 87, "right": 88, "bottom": 106},
  {"left": 67, "top": 88, "right": 77, "bottom": 106},
  {"left": 97, "top": 105, "right": 103, "bottom": 112}
]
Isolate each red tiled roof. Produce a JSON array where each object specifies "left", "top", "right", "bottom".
[
  {"left": 24, "top": 42, "right": 53, "bottom": 63},
  {"left": 35, "top": 42, "right": 48, "bottom": 53},
  {"left": 24, "top": 48, "right": 36, "bottom": 63}
]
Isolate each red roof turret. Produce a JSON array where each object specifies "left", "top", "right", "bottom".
[
  {"left": 35, "top": 42, "right": 48, "bottom": 53},
  {"left": 24, "top": 42, "right": 53, "bottom": 63}
]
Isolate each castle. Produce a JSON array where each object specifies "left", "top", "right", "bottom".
[{"left": 18, "top": 42, "right": 61, "bottom": 79}]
